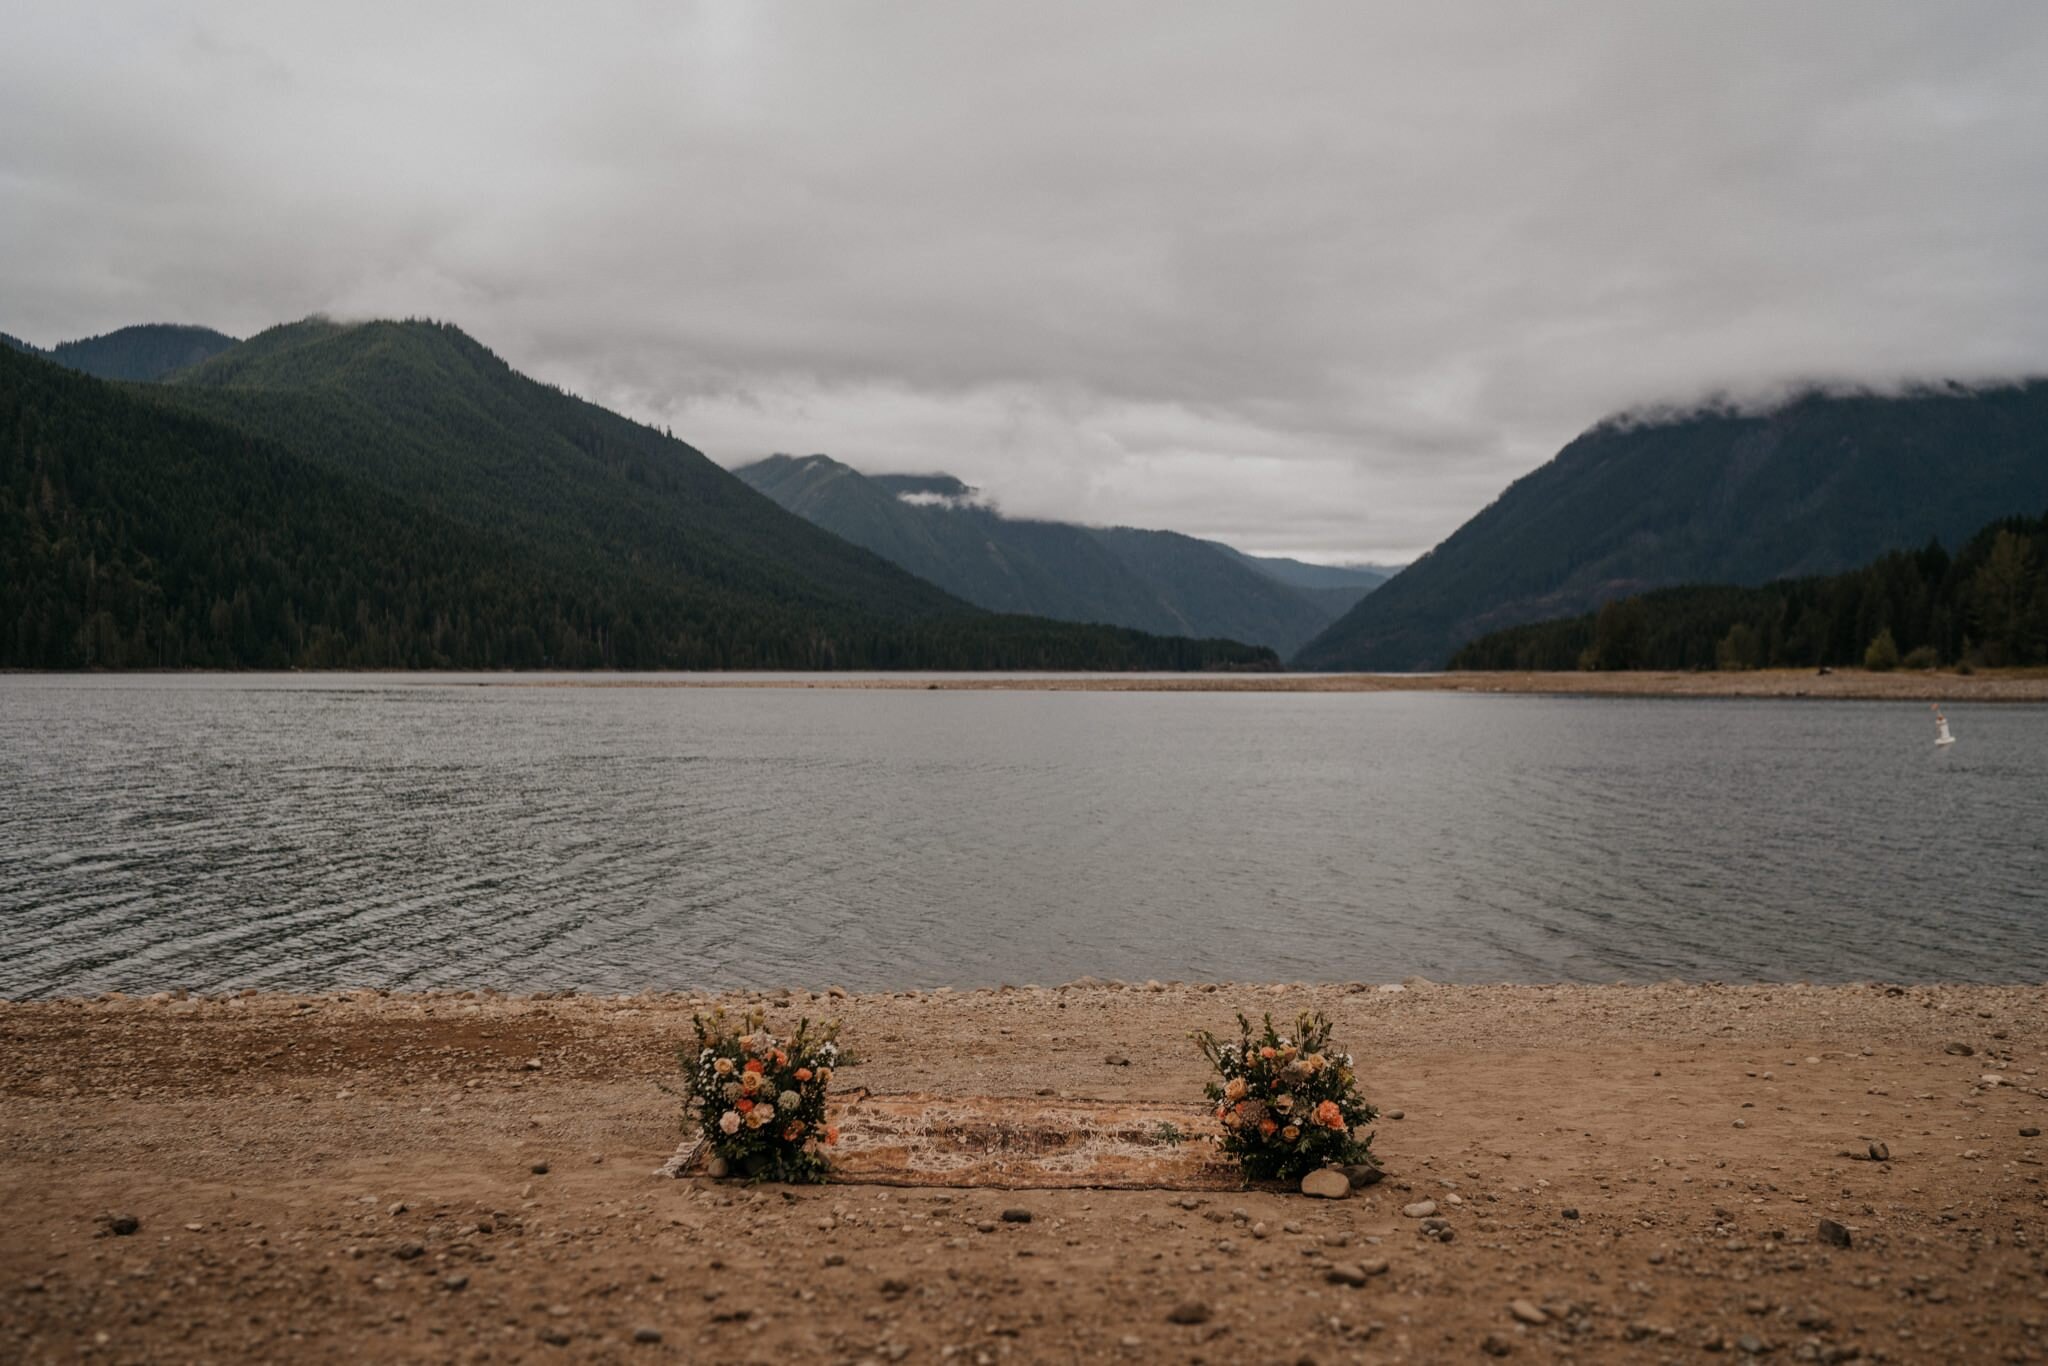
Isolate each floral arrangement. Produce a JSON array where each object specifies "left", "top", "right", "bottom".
[
  {"left": 685, "top": 1006, "right": 840, "bottom": 1183},
  {"left": 1196, "top": 1011, "right": 1378, "bottom": 1183}
]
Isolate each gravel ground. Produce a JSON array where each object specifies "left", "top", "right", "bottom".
[{"left": 3, "top": 980, "right": 2045, "bottom": 1363}]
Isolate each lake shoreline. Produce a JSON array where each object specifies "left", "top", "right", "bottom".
[
  {"left": 511, "top": 667, "right": 2048, "bottom": 700},
  {"left": 6, "top": 980, "right": 2043, "bottom": 1360}
]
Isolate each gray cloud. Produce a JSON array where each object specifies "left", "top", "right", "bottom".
[{"left": 5, "top": 2, "right": 2046, "bottom": 560}]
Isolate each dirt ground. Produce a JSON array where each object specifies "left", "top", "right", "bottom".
[
  {"left": 513, "top": 669, "right": 2048, "bottom": 703},
  {"left": 3, "top": 981, "right": 2045, "bottom": 1364}
]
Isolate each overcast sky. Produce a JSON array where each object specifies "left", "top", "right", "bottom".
[{"left": 6, "top": 3, "right": 2047, "bottom": 561}]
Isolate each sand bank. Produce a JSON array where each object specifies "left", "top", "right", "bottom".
[
  {"left": 3, "top": 981, "right": 2045, "bottom": 1362},
  {"left": 511, "top": 668, "right": 2048, "bottom": 702}
]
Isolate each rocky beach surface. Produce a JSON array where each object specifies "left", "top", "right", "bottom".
[{"left": 3, "top": 981, "right": 2045, "bottom": 1362}]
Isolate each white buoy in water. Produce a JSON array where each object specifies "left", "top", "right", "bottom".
[{"left": 1932, "top": 703, "right": 1955, "bottom": 747}]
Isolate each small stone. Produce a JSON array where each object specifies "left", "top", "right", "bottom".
[
  {"left": 632, "top": 1327, "right": 663, "bottom": 1344},
  {"left": 530, "top": 1161, "right": 551, "bottom": 1175},
  {"left": 1166, "top": 1300, "right": 1210, "bottom": 1325},
  {"left": 1343, "top": 1163, "right": 1384, "bottom": 1189},
  {"left": 1943, "top": 1041, "right": 1974, "bottom": 1056},
  {"left": 1301, "top": 1169, "right": 1350, "bottom": 1199},
  {"left": 1386, "top": 1110, "right": 1405, "bottom": 1120},
  {"left": 1816, "top": 1218, "right": 1851, "bottom": 1248},
  {"left": 1732, "top": 1119, "right": 1747, "bottom": 1129},
  {"left": 976, "top": 1221, "right": 997, "bottom": 1234},
  {"left": 879, "top": 1277, "right": 911, "bottom": 1298},
  {"left": 393, "top": 1242, "right": 425, "bottom": 1261},
  {"left": 823, "top": 1253, "right": 845, "bottom": 1266},
  {"left": 1560, "top": 1208, "right": 1579, "bottom": 1220},
  {"left": 1738, "top": 1334, "right": 1767, "bottom": 1356},
  {"left": 100, "top": 1213, "right": 140, "bottom": 1237},
  {"left": 441, "top": 1273, "right": 469, "bottom": 1292},
  {"left": 2022, "top": 1127, "right": 2041, "bottom": 1138},
  {"left": 1401, "top": 1199, "right": 1437, "bottom": 1219},
  {"left": 523, "top": 1057, "right": 543, "bottom": 1070},
  {"left": 1326, "top": 1264, "right": 1371, "bottom": 1287},
  {"left": 705, "top": 1156, "right": 730, "bottom": 1179},
  {"left": 1103, "top": 1053, "right": 1131, "bottom": 1067},
  {"left": 387, "top": 1201, "right": 408, "bottom": 1217},
  {"left": 1000, "top": 1208, "right": 1032, "bottom": 1223},
  {"left": 1509, "top": 1299, "right": 1549, "bottom": 1325},
  {"left": 1867, "top": 1141, "right": 1889, "bottom": 1161},
  {"left": 1481, "top": 1331, "right": 1514, "bottom": 1357},
  {"left": 538, "top": 1328, "right": 572, "bottom": 1346},
  {"left": 1251, "top": 1221, "right": 1269, "bottom": 1239}
]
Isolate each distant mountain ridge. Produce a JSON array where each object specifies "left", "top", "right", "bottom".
[
  {"left": 3, "top": 323, "right": 238, "bottom": 381},
  {"left": 2, "top": 321, "right": 1273, "bottom": 671},
  {"left": 736, "top": 453, "right": 1387, "bottom": 655},
  {"left": 1295, "top": 381, "right": 2048, "bottom": 670}
]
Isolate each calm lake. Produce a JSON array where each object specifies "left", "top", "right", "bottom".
[{"left": 2, "top": 674, "right": 2044, "bottom": 998}]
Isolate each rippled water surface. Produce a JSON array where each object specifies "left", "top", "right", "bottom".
[{"left": 3, "top": 674, "right": 2044, "bottom": 996}]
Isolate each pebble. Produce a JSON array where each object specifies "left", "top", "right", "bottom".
[
  {"left": 705, "top": 1156, "right": 730, "bottom": 1179},
  {"left": 633, "top": 1327, "right": 663, "bottom": 1344},
  {"left": 1000, "top": 1207, "right": 1032, "bottom": 1223},
  {"left": 1326, "top": 1259, "right": 1389, "bottom": 1286},
  {"left": 1560, "top": 1207, "right": 1579, "bottom": 1220},
  {"left": 1166, "top": 1300, "right": 1210, "bottom": 1325},
  {"left": 393, "top": 1242, "right": 425, "bottom": 1261},
  {"left": 99, "top": 1212, "right": 140, "bottom": 1237},
  {"left": 1301, "top": 1168, "right": 1350, "bottom": 1199},
  {"left": 1386, "top": 1110, "right": 1405, "bottom": 1120},
  {"left": 1944, "top": 1041, "right": 1975, "bottom": 1056},
  {"left": 1509, "top": 1299, "right": 1549, "bottom": 1325},
  {"left": 1344, "top": 1163, "right": 1385, "bottom": 1189},
  {"left": 1103, "top": 1053, "right": 1131, "bottom": 1067},
  {"left": 441, "top": 1273, "right": 469, "bottom": 1292},
  {"left": 531, "top": 1161, "right": 551, "bottom": 1175},
  {"left": 976, "top": 1221, "right": 997, "bottom": 1234},
  {"left": 1481, "top": 1331, "right": 1515, "bottom": 1356},
  {"left": 1402, "top": 1200, "right": 1437, "bottom": 1218},
  {"left": 1816, "top": 1218, "right": 1852, "bottom": 1249},
  {"left": 2023, "top": 1127, "right": 2041, "bottom": 1138}
]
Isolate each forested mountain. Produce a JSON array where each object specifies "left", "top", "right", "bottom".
[
  {"left": 3, "top": 323, "right": 239, "bottom": 381},
  {"left": 1294, "top": 382, "right": 2048, "bottom": 670},
  {"left": 1450, "top": 510, "right": 2048, "bottom": 671},
  {"left": 1, "top": 337, "right": 1274, "bottom": 670},
  {"left": 736, "top": 453, "right": 1381, "bottom": 655}
]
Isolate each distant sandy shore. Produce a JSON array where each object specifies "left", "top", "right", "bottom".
[
  {"left": 518, "top": 668, "right": 2048, "bottom": 701},
  {"left": 6, "top": 981, "right": 2044, "bottom": 1361}
]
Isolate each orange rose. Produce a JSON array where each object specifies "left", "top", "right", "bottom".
[
  {"left": 795, "top": 1067, "right": 813, "bottom": 1082},
  {"left": 743, "top": 1059, "right": 765, "bottom": 1074},
  {"left": 735, "top": 1098, "right": 754, "bottom": 1114},
  {"left": 825, "top": 1125, "right": 840, "bottom": 1146},
  {"left": 1258, "top": 1119, "right": 1279, "bottom": 1138},
  {"left": 1258, "top": 1047, "right": 1277, "bottom": 1060},
  {"left": 1282, "top": 1125, "right": 1301, "bottom": 1142},
  {"left": 1314, "top": 1100, "right": 1345, "bottom": 1129},
  {"left": 783, "top": 1121, "right": 805, "bottom": 1141},
  {"left": 774, "top": 1050, "right": 788, "bottom": 1068}
]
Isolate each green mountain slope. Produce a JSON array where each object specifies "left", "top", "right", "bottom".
[
  {"left": 2, "top": 339, "right": 1273, "bottom": 670},
  {"left": 736, "top": 453, "right": 1360, "bottom": 655},
  {"left": 1450, "top": 510, "right": 2048, "bottom": 671},
  {"left": 47, "top": 324, "right": 239, "bottom": 381},
  {"left": 1294, "top": 382, "right": 2048, "bottom": 670}
]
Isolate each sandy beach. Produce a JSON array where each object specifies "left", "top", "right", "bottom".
[
  {"left": 5, "top": 981, "right": 2045, "bottom": 1363},
  {"left": 510, "top": 669, "right": 2048, "bottom": 703}
]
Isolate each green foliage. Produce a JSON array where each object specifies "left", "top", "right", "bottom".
[
  {"left": 1451, "top": 512, "right": 2048, "bottom": 672},
  {"left": 1, "top": 336, "right": 1276, "bottom": 671},
  {"left": 1195, "top": 1012, "right": 1377, "bottom": 1184},
  {"left": 685, "top": 1006, "right": 839, "bottom": 1184},
  {"left": 1297, "top": 382, "right": 2048, "bottom": 670},
  {"left": 1715, "top": 621, "right": 1762, "bottom": 671},
  {"left": 1863, "top": 628, "right": 1900, "bottom": 671},
  {"left": 44, "top": 324, "right": 239, "bottom": 382}
]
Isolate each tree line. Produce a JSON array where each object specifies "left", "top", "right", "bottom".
[{"left": 1449, "top": 510, "right": 2048, "bottom": 672}]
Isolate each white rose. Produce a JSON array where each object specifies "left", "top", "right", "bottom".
[
  {"left": 718, "top": 1111, "right": 741, "bottom": 1135},
  {"left": 778, "top": 1090, "right": 801, "bottom": 1111}
]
